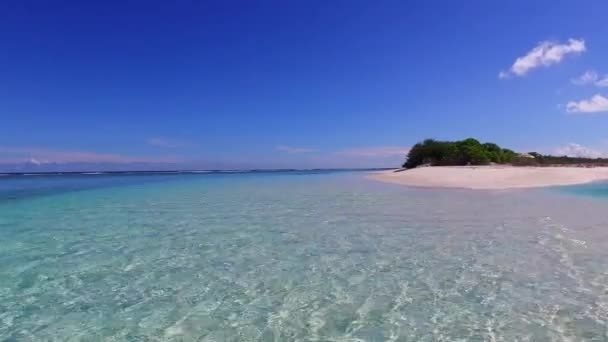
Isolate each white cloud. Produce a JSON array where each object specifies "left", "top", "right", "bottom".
[
  {"left": 276, "top": 145, "right": 316, "bottom": 154},
  {"left": 0, "top": 146, "right": 178, "bottom": 164},
  {"left": 596, "top": 77, "right": 608, "bottom": 87},
  {"left": 273, "top": 145, "right": 408, "bottom": 168},
  {"left": 147, "top": 137, "right": 190, "bottom": 148},
  {"left": 566, "top": 94, "right": 608, "bottom": 113},
  {"left": 498, "top": 71, "right": 510, "bottom": 79},
  {"left": 571, "top": 70, "right": 598, "bottom": 85},
  {"left": 336, "top": 146, "right": 409, "bottom": 157},
  {"left": 571, "top": 70, "right": 608, "bottom": 87},
  {"left": 500, "top": 38, "right": 586, "bottom": 78},
  {"left": 554, "top": 143, "right": 603, "bottom": 158},
  {"left": 27, "top": 158, "right": 43, "bottom": 165}
]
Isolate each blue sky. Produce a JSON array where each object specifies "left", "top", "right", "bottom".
[{"left": 1, "top": 0, "right": 608, "bottom": 170}]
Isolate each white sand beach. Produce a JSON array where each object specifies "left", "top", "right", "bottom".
[{"left": 369, "top": 166, "right": 608, "bottom": 190}]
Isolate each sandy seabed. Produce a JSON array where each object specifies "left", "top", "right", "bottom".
[{"left": 369, "top": 166, "right": 608, "bottom": 190}]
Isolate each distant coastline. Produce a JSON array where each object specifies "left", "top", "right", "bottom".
[{"left": 0, "top": 168, "right": 391, "bottom": 178}]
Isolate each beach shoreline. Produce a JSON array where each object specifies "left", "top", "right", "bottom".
[{"left": 368, "top": 166, "right": 608, "bottom": 190}]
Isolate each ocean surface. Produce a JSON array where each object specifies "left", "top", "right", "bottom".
[{"left": 1, "top": 171, "right": 608, "bottom": 341}]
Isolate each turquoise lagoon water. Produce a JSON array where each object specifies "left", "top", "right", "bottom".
[
  {"left": 2, "top": 171, "right": 608, "bottom": 341},
  {"left": 557, "top": 181, "right": 608, "bottom": 199}
]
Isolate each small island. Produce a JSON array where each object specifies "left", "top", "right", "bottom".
[
  {"left": 403, "top": 138, "right": 608, "bottom": 169},
  {"left": 370, "top": 138, "right": 608, "bottom": 190}
]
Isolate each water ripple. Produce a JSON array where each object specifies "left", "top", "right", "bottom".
[{"left": 1, "top": 174, "right": 608, "bottom": 340}]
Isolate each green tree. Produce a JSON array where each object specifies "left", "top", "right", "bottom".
[{"left": 403, "top": 138, "right": 514, "bottom": 168}]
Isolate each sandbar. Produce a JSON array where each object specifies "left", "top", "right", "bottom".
[{"left": 368, "top": 166, "right": 608, "bottom": 190}]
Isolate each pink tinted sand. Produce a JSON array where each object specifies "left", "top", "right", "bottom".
[{"left": 369, "top": 166, "right": 608, "bottom": 190}]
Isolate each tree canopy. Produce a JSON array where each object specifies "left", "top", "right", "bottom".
[
  {"left": 403, "top": 138, "right": 517, "bottom": 169},
  {"left": 403, "top": 138, "right": 608, "bottom": 169}
]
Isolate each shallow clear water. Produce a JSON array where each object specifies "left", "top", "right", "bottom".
[
  {"left": 2, "top": 172, "right": 608, "bottom": 341},
  {"left": 557, "top": 181, "right": 608, "bottom": 199}
]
